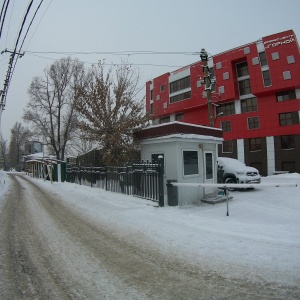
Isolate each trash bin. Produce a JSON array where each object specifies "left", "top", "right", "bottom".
[{"left": 167, "top": 180, "right": 178, "bottom": 206}]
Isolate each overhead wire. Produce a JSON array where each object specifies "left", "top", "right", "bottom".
[
  {"left": 11, "top": 0, "right": 44, "bottom": 79},
  {"left": 25, "top": 50, "right": 199, "bottom": 56},
  {"left": 1, "top": 0, "right": 33, "bottom": 111},
  {"left": 4, "top": 0, "right": 15, "bottom": 47},
  {"left": 0, "top": 0, "right": 7, "bottom": 27},
  {"left": 0, "top": 0, "right": 10, "bottom": 42},
  {"left": 26, "top": 52, "right": 186, "bottom": 68},
  {"left": 24, "top": 0, "right": 53, "bottom": 51}
]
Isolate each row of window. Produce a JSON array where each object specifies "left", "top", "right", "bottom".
[
  {"left": 158, "top": 113, "right": 184, "bottom": 124},
  {"left": 216, "top": 89, "right": 297, "bottom": 117},
  {"left": 221, "top": 111, "right": 300, "bottom": 132},
  {"left": 151, "top": 67, "right": 295, "bottom": 107},
  {"left": 222, "top": 134, "right": 296, "bottom": 153},
  {"left": 170, "top": 91, "right": 191, "bottom": 103},
  {"left": 216, "top": 97, "right": 258, "bottom": 116},
  {"left": 157, "top": 109, "right": 299, "bottom": 128},
  {"left": 151, "top": 51, "right": 293, "bottom": 103},
  {"left": 169, "top": 76, "right": 190, "bottom": 94}
]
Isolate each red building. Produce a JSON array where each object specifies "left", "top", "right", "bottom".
[{"left": 146, "top": 30, "right": 300, "bottom": 176}]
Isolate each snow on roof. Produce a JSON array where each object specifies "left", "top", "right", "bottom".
[
  {"left": 140, "top": 133, "right": 223, "bottom": 143},
  {"left": 24, "top": 152, "right": 62, "bottom": 163},
  {"left": 24, "top": 152, "right": 50, "bottom": 159},
  {"left": 144, "top": 121, "right": 222, "bottom": 131}
]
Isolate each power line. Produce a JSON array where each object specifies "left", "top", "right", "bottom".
[
  {"left": 26, "top": 52, "right": 185, "bottom": 68},
  {"left": 4, "top": 0, "right": 16, "bottom": 48},
  {"left": 12, "top": 0, "right": 33, "bottom": 57},
  {"left": 24, "top": 50, "right": 200, "bottom": 56},
  {"left": 24, "top": 0, "right": 53, "bottom": 51},
  {"left": 0, "top": 0, "right": 10, "bottom": 42},
  {"left": 11, "top": 0, "right": 44, "bottom": 78}
]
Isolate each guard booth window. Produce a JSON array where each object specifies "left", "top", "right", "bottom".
[
  {"left": 183, "top": 151, "right": 199, "bottom": 176},
  {"left": 205, "top": 152, "right": 213, "bottom": 180}
]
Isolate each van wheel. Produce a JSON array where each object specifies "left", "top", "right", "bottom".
[{"left": 225, "top": 177, "right": 236, "bottom": 191}]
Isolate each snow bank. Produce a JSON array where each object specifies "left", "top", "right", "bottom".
[{"left": 0, "top": 172, "right": 9, "bottom": 205}]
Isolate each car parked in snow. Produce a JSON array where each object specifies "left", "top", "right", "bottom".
[{"left": 217, "top": 157, "right": 261, "bottom": 189}]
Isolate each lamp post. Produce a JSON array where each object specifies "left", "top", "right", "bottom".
[{"left": 200, "top": 48, "right": 214, "bottom": 127}]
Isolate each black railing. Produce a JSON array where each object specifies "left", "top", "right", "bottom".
[{"left": 66, "top": 161, "right": 164, "bottom": 206}]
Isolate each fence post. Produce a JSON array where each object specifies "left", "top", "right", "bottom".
[
  {"left": 105, "top": 166, "right": 108, "bottom": 191},
  {"left": 79, "top": 167, "right": 82, "bottom": 185},
  {"left": 91, "top": 166, "right": 93, "bottom": 187},
  {"left": 158, "top": 156, "right": 164, "bottom": 207}
]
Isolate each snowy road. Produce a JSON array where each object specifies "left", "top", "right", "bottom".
[{"left": 0, "top": 173, "right": 300, "bottom": 299}]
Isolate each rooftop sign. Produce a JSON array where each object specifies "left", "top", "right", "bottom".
[{"left": 264, "top": 34, "right": 295, "bottom": 49}]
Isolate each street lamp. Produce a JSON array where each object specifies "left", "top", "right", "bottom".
[{"left": 200, "top": 48, "right": 214, "bottom": 127}]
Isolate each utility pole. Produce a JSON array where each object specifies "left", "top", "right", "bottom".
[
  {"left": 0, "top": 49, "right": 24, "bottom": 126},
  {"left": 200, "top": 48, "right": 214, "bottom": 127}
]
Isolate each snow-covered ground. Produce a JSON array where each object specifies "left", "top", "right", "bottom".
[{"left": 1, "top": 171, "right": 300, "bottom": 286}]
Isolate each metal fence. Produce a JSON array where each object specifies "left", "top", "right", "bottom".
[{"left": 66, "top": 161, "right": 164, "bottom": 206}]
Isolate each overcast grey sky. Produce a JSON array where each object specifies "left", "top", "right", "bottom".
[{"left": 0, "top": 0, "right": 299, "bottom": 141}]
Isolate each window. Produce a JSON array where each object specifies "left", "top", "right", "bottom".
[
  {"left": 287, "top": 55, "right": 295, "bottom": 64},
  {"left": 150, "top": 89, "right": 153, "bottom": 100},
  {"left": 159, "top": 116, "right": 170, "bottom": 124},
  {"left": 169, "top": 76, "right": 190, "bottom": 94},
  {"left": 279, "top": 112, "right": 299, "bottom": 126},
  {"left": 238, "top": 78, "right": 251, "bottom": 96},
  {"left": 241, "top": 97, "right": 257, "bottom": 113},
  {"left": 222, "top": 141, "right": 233, "bottom": 153},
  {"left": 170, "top": 91, "right": 191, "bottom": 103},
  {"left": 160, "top": 85, "right": 165, "bottom": 92},
  {"left": 281, "top": 135, "right": 294, "bottom": 149},
  {"left": 283, "top": 71, "right": 291, "bottom": 80},
  {"left": 248, "top": 117, "right": 260, "bottom": 129},
  {"left": 279, "top": 113, "right": 292, "bottom": 126},
  {"left": 259, "top": 51, "right": 268, "bottom": 67},
  {"left": 262, "top": 70, "right": 272, "bottom": 87},
  {"left": 221, "top": 121, "right": 231, "bottom": 132},
  {"left": 183, "top": 151, "right": 198, "bottom": 176},
  {"left": 175, "top": 113, "right": 184, "bottom": 121},
  {"left": 272, "top": 52, "right": 279, "bottom": 60},
  {"left": 249, "top": 138, "right": 262, "bottom": 151},
  {"left": 236, "top": 61, "right": 249, "bottom": 77},
  {"left": 276, "top": 90, "right": 296, "bottom": 102},
  {"left": 205, "top": 152, "right": 213, "bottom": 180},
  {"left": 150, "top": 103, "right": 154, "bottom": 114},
  {"left": 216, "top": 102, "right": 235, "bottom": 116}
]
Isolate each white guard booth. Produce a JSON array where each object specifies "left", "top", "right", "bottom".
[{"left": 135, "top": 122, "right": 223, "bottom": 206}]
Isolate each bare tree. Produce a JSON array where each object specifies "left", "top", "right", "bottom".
[
  {"left": 75, "top": 61, "right": 150, "bottom": 165},
  {"left": 65, "top": 130, "right": 99, "bottom": 157},
  {"left": 8, "top": 122, "right": 31, "bottom": 171},
  {"left": 0, "top": 134, "right": 8, "bottom": 171},
  {"left": 23, "top": 57, "right": 85, "bottom": 160}
]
